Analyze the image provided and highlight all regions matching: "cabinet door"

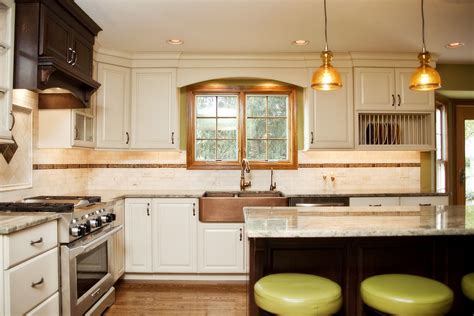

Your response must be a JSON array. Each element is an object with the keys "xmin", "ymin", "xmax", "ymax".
[
  {"xmin": 96, "ymin": 63, "xmax": 131, "ymax": 149},
  {"xmin": 71, "ymin": 32, "xmax": 93, "ymax": 77},
  {"xmin": 396, "ymin": 68, "xmax": 434, "ymax": 111},
  {"xmin": 113, "ymin": 199, "xmax": 125, "ymax": 282},
  {"xmin": 310, "ymin": 68, "xmax": 354, "ymax": 149},
  {"xmin": 39, "ymin": 7, "xmax": 71, "ymax": 64},
  {"xmin": 0, "ymin": 0, "xmax": 14, "ymax": 142},
  {"xmin": 198, "ymin": 223, "xmax": 245, "ymax": 273},
  {"xmin": 131, "ymin": 68, "xmax": 178, "ymax": 149},
  {"xmin": 349, "ymin": 196, "xmax": 400, "ymax": 206},
  {"xmin": 124, "ymin": 198, "xmax": 152, "ymax": 272},
  {"xmin": 152, "ymin": 199, "xmax": 197, "ymax": 272},
  {"xmin": 355, "ymin": 68, "xmax": 395, "ymax": 111},
  {"xmin": 399, "ymin": 196, "xmax": 449, "ymax": 206}
]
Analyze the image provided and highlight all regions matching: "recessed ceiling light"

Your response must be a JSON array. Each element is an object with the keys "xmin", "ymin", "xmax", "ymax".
[
  {"xmin": 292, "ymin": 40, "xmax": 309, "ymax": 46},
  {"xmin": 167, "ymin": 39, "xmax": 184, "ymax": 45},
  {"xmin": 445, "ymin": 42, "xmax": 465, "ymax": 49}
]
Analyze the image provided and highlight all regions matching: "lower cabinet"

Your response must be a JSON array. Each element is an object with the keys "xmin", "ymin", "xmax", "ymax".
[
  {"xmin": 399, "ymin": 196, "xmax": 449, "ymax": 206},
  {"xmin": 349, "ymin": 196, "xmax": 400, "ymax": 207},
  {"xmin": 198, "ymin": 223, "xmax": 245, "ymax": 273},
  {"xmin": 112, "ymin": 199, "xmax": 125, "ymax": 282},
  {"xmin": 350, "ymin": 195, "xmax": 449, "ymax": 207},
  {"xmin": 124, "ymin": 198, "xmax": 198, "ymax": 273}
]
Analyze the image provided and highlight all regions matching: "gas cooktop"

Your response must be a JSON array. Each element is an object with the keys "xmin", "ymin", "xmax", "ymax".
[{"xmin": 0, "ymin": 202, "xmax": 76, "ymax": 213}]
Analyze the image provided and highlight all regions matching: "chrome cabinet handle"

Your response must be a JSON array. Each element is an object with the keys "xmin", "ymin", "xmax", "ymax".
[
  {"xmin": 192, "ymin": 203, "xmax": 196, "ymax": 216},
  {"xmin": 391, "ymin": 94, "xmax": 395, "ymax": 106},
  {"xmin": 31, "ymin": 277, "xmax": 44, "ymax": 288},
  {"xmin": 67, "ymin": 48, "xmax": 74, "ymax": 64},
  {"xmin": 171, "ymin": 132, "xmax": 175, "ymax": 144},
  {"xmin": 146, "ymin": 203, "xmax": 150, "ymax": 216},
  {"xmin": 126, "ymin": 132, "xmax": 130, "ymax": 145},
  {"xmin": 71, "ymin": 50, "xmax": 78, "ymax": 66},
  {"xmin": 30, "ymin": 237, "xmax": 43, "ymax": 245},
  {"xmin": 311, "ymin": 132, "xmax": 314, "ymax": 144},
  {"xmin": 397, "ymin": 94, "xmax": 401, "ymax": 107},
  {"xmin": 8, "ymin": 111, "xmax": 15, "ymax": 131},
  {"xmin": 239, "ymin": 228, "xmax": 243, "ymax": 241}
]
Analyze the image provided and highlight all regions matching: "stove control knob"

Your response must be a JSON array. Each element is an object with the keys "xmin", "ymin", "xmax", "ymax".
[
  {"xmin": 88, "ymin": 218, "xmax": 100, "ymax": 229},
  {"xmin": 96, "ymin": 210, "xmax": 101, "ymax": 214},
  {"xmin": 71, "ymin": 218, "xmax": 79, "ymax": 224},
  {"xmin": 70, "ymin": 225, "xmax": 85, "ymax": 237},
  {"xmin": 100, "ymin": 214, "xmax": 112, "ymax": 223},
  {"xmin": 109, "ymin": 213, "xmax": 116, "ymax": 221},
  {"xmin": 83, "ymin": 221, "xmax": 91, "ymax": 233},
  {"xmin": 100, "ymin": 208, "xmax": 106, "ymax": 213}
]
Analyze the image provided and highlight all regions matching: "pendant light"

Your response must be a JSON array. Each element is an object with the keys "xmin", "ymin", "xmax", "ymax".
[
  {"xmin": 409, "ymin": 0, "xmax": 441, "ymax": 91},
  {"xmin": 311, "ymin": 0, "xmax": 342, "ymax": 91}
]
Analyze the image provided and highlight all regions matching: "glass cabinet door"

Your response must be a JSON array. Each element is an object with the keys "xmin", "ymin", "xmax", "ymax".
[{"xmin": 73, "ymin": 111, "xmax": 94, "ymax": 147}]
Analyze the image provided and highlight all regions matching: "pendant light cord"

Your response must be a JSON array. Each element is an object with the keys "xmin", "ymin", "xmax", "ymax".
[
  {"xmin": 324, "ymin": 0, "xmax": 328, "ymax": 51},
  {"xmin": 421, "ymin": 0, "xmax": 426, "ymax": 52}
]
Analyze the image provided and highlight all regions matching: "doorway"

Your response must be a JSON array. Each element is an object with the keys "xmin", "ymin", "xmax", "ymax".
[{"xmin": 455, "ymin": 105, "xmax": 474, "ymax": 205}]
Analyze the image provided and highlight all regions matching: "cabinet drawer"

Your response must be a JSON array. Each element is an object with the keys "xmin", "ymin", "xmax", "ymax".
[
  {"xmin": 400, "ymin": 196, "xmax": 449, "ymax": 206},
  {"xmin": 26, "ymin": 292, "xmax": 59, "ymax": 316},
  {"xmin": 5, "ymin": 247, "xmax": 59, "ymax": 315},
  {"xmin": 3, "ymin": 220, "xmax": 57, "ymax": 268},
  {"xmin": 349, "ymin": 197, "xmax": 399, "ymax": 207}
]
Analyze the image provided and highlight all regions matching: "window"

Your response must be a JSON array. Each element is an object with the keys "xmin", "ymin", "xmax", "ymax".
[
  {"xmin": 436, "ymin": 102, "xmax": 448, "ymax": 192},
  {"xmin": 187, "ymin": 85, "xmax": 297, "ymax": 170}
]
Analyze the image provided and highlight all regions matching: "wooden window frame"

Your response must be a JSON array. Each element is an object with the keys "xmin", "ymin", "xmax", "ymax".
[{"xmin": 187, "ymin": 84, "xmax": 297, "ymax": 170}]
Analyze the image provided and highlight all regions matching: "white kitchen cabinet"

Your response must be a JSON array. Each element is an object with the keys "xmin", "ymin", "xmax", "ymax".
[
  {"xmin": 152, "ymin": 199, "xmax": 197, "ymax": 272},
  {"xmin": 38, "ymin": 109, "xmax": 94, "ymax": 148},
  {"xmin": 307, "ymin": 67, "xmax": 354, "ymax": 149},
  {"xmin": 124, "ymin": 198, "xmax": 198, "ymax": 273},
  {"xmin": 0, "ymin": 220, "xmax": 59, "ymax": 316},
  {"xmin": 198, "ymin": 223, "xmax": 245, "ymax": 273},
  {"xmin": 124, "ymin": 198, "xmax": 152, "ymax": 272},
  {"xmin": 0, "ymin": 0, "xmax": 15, "ymax": 144},
  {"xmin": 96, "ymin": 63, "xmax": 131, "ymax": 149},
  {"xmin": 349, "ymin": 196, "xmax": 400, "ymax": 207},
  {"xmin": 112, "ymin": 199, "xmax": 125, "ymax": 282},
  {"xmin": 355, "ymin": 67, "xmax": 434, "ymax": 112},
  {"xmin": 131, "ymin": 68, "xmax": 178, "ymax": 149},
  {"xmin": 399, "ymin": 196, "xmax": 449, "ymax": 206}
]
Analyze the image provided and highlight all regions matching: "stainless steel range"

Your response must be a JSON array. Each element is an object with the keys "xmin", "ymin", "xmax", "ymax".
[{"xmin": 0, "ymin": 196, "xmax": 122, "ymax": 316}]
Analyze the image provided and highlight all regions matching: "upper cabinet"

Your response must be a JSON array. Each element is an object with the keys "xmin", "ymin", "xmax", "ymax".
[
  {"xmin": 354, "ymin": 67, "xmax": 434, "ymax": 112},
  {"xmin": 0, "ymin": 0, "xmax": 15, "ymax": 144},
  {"xmin": 96, "ymin": 64, "xmax": 178, "ymax": 150},
  {"xmin": 131, "ymin": 69, "xmax": 178, "ymax": 149},
  {"xmin": 14, "ymin": 0, "xmax": 101, "ymax": 107},
  {"xmin": 307, "ymin": 67, "xmax": 354, "ymax": 149}
]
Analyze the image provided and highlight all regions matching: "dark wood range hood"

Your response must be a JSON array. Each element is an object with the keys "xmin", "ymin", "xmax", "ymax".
[{"xmin": 14, "ymin": 0, "xmax": 102, "ymax": 109}]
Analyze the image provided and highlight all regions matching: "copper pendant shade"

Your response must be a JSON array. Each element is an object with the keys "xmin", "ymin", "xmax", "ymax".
[
  {"xmin": 409, "ymin": 0, "xmax": 441, "ymax": 91},
  {"xmin": 311, "ymin": 0, "xmax": 342, "ymax": 91}
]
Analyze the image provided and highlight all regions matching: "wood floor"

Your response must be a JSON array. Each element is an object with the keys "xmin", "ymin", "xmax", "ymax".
[{"xmin": 105, "ymin": 281, "xmax": 247, "ymax": 316}]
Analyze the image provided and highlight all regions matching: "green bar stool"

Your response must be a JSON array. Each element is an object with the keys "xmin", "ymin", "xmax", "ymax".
[
  {"xmin": 361, "ymin": 274, "xmax": 453, "ymax": 315},
  {"xmin": 254, "ymin": 273, "xmax": 342, "ymax": 316},
  {"xmin": 462, "ymin": 273, "xmax": 474, "ymax": 301}
]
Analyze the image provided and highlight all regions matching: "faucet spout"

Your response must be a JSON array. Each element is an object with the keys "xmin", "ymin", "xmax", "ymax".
[
  {"xmin": 269, "ymin": 168, "xmax": 277, "ymax": 191},
  {"xmin": 240, "ymin": 159, "xmax": 251, "ymax": 191}
]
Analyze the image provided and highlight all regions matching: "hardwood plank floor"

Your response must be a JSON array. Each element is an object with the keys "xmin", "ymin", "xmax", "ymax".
[{"xmin": 105, "ymin": 281, "xmax": 247, "ymax": 316}]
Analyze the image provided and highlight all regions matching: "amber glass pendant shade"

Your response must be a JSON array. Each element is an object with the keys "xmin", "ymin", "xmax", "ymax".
[
  {"xmin": 409, "ymin": 51, "xmax": 441, "ymax": 91},
  {"xmin": 311, "ymin": 51, "xmax": 342, "ymax": 91}
]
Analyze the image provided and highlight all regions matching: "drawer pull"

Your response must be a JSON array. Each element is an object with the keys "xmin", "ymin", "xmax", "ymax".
[
  {"xmin": 30, "ymin": 237, "xmax": 43, "ymax": 245},
  {"xmin": 369, "ymin": 204, "xmax": 382, "ymax": 207},
  {"xmin": 31, "ymin": 277, "xmax": 44, "ymax": 288},
  {"xmin": 239, "ymin": 228, "xmax": 243, "ymax": 241},
  {"xmin": 419, "ymin": 203, "xmax": 432, "ymax": 206}
]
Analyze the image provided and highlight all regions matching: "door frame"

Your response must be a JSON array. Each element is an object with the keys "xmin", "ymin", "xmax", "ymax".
[{"xmin": 454, "ymin": 102, "xmax": 474, "ymax": 205}]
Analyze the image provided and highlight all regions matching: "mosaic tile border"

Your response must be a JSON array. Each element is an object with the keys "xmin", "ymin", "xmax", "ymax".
[{"xmin": 32, "ymin": 163, "xmax": 420, "ymax": 170}]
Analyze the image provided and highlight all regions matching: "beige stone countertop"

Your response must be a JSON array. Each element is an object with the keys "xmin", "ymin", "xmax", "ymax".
[
  {"xmin": 244, "ymin": 205, "xmax": 474, "ymax": 238},
  {"xmin": 70, "ymin": 189, "xmax": 448, "ymax": 203},
  {"xmin": 0, "ymin": 212, "xmax": 60, "ymax": 235}
]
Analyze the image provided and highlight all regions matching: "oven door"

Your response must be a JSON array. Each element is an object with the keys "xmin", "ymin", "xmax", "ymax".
[{"xmin": 61, "ymin": 225, "xmax": 123, "ymax": 316}]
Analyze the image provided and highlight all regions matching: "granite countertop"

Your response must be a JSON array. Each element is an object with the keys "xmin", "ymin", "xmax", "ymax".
[
  {"xmin": 0, "ymin": 212, "xmax": 60, "ymax": 235},
  {"xmin": 69, "ymin": 189, "xmax": 448, "ymax": 203},
  {"xmin": 244, "ymin": 205, "xmax": 474, "ymax": 238}
]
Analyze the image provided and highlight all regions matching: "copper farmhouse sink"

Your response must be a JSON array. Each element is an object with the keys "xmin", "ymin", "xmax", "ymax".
[{"xmin": 199, "ymin": 191, "xmax": 289, "ymax": 223}]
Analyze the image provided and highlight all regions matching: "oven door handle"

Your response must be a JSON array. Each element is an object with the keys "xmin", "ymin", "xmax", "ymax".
[{"xmin": 69, "ymin": 225, "xmax": 123, "ymax": 258}]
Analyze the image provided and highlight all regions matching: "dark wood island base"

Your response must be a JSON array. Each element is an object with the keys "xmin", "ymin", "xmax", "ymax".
[{"xmin": 248, "ymin": 236, "xmax": 474, "ymax": 315}]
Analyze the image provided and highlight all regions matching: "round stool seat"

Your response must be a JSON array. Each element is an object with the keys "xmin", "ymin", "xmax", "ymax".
[
  {"xmin": 254, "ymin": 273, "xmax": 342, "ymax": 316},
  {"xmin": 462, "ymin": 273, "xmax": 474, "ymax": 301},
  {"xmin": 361, "ymin": 274, "xmax": 453, "ymax": 315}
]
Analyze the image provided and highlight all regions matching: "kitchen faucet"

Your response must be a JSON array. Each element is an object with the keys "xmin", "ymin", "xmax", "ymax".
[
  {"xmin": 240, "ymin": 159, "xmax": 251, "ymax": 191},
  {"xmin": 269, "ymin": 168, "xmax": 277, "ymax": 191}
]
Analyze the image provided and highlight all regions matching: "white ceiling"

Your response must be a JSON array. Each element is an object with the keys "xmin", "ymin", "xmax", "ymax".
[{"xmin": 75, "ymin": 0, "xmax": 474, "ymax": 63}]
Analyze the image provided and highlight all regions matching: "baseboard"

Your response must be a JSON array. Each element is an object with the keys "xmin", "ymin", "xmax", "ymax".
[{"xmin": 123, "ymin": 273, "xmax": 249, "ymax": 281}]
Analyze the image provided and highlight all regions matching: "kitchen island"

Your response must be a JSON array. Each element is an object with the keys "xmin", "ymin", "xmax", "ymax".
[{"xmin": 245, "ymin": 206, "xmax": 474, "ymax": 315}]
